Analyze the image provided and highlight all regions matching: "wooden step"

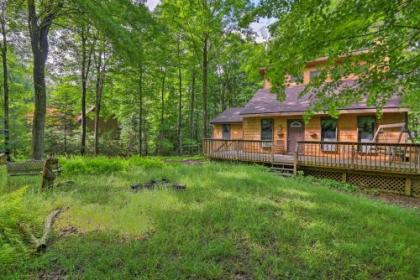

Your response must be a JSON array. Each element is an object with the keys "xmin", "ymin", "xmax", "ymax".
[{"xmin": 270, "ymin": 166, "xmax": 295, "ymax": 177}]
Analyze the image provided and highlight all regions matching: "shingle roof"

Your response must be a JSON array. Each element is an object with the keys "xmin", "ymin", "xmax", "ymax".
[
  {"xmin": 241, "ymin": 80, "xmax": 403, "ymax": 115},
  {"xmin": 211, "ymin": 80, "xmax": 404, "ymax": 122},
  {"xmin": 210, "ymin": 107, "xmax": 243, "ymax": 124}
]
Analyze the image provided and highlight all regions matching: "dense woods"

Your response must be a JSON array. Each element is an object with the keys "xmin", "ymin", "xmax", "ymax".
[{"xmin": 0, "ymin": 0, "xmax": 418, "ymax": 159}]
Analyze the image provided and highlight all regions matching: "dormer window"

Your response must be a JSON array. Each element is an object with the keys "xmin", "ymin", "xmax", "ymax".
[{"xmin": 310, "ymin": 70, "xmax": 321, "ymax": 80}]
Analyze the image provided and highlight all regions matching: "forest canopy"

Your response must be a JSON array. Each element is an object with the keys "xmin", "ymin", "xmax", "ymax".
[{"xmin": 0, "ymin": 0, "xmax": 418, "ymax": 159}]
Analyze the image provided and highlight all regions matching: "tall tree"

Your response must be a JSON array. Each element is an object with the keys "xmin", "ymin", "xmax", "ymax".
[
  {"xmin": 159, "ymin": 67, "xmax": 166, "ymax": 154},
  {"xmin": 79, "ymin": 26, "xmax": 94, "ymax": 155},
  {"xmin": 176, "ymin": 37, "xmax": 183, "ymax": 154},
  {"xmin": 0, "ymin": 1, "xmax": 9, "ymax": 160},
  {"xmin": 27, "ymin": 0, "xmax": 64, "ymax": 159},
  {"xmin": 94, "ymin": 37, "xmax": 108, "ymax": 155},
  {"xmin": 137, "ymin": 64, "xmax": 144, "ymax": 155}
]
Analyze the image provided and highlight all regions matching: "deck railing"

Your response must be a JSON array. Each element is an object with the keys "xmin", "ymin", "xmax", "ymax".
[
  {"xmin": 203, "ymin": 138, "xmax": 278, "ymax": 163},
  {"xmin": 296, "ymin": 141, "xmax": 420, "ymax": 174}
]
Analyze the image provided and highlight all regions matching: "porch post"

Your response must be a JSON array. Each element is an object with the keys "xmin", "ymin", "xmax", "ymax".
[
  {"xmin": 293, "ymin": 142, "xmax": 299, "ymax": 175},
  {"xmin": 236, "ymin": 140, "xmax": 239, "ymax": 161}
]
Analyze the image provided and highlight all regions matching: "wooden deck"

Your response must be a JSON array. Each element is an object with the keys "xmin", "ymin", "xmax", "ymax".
[{"xmin": 203, "ymin": 139, "xmax": 420, "ymax": 175}]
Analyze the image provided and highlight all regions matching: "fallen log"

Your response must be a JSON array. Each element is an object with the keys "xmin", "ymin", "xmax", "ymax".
[{"xmin": 20, "ymin": 208, "xmax": 63, "ymax": 252}]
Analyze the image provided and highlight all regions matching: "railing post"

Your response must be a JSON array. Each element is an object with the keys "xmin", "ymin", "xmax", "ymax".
[
  {"xmin": 271, "ymin": 141, "xmax": 275, "ymax": 165},
  {"xmin": 293, "ymin": 142, "xmax": 299, "ymax": 175},
  {"xmin": 351, "ymin": 144, "xmax": 355, "ymax": 168},
  {"xmin": 236, "ymin": 140, "xmax": 239, "ymax": 161}
]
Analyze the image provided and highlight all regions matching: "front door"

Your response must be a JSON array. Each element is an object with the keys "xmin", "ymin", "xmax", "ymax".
[{"xmin": 287, "ymin": 120, "xmax": 305, "ymax": 154}]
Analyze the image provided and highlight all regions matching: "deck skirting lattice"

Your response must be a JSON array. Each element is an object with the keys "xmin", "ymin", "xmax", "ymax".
[
  {"xmin": 303, "ymin": 169, "xmax": 343, "ymax": 181},
  {"xmin": 413, "ymin": 178, "xmax": 420, "ymax": 197},
  {"xmin": 346, "ymin": 173, "xmax": 405, "ymax": 194},
  {"xmin": 303, "ymin": 168, "xmax": 419, "ymax": 197}
]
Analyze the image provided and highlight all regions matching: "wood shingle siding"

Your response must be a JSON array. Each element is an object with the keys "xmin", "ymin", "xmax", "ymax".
[{"xmin": 212, "ymin": 124, "xmax": 243, "ymax": 140}]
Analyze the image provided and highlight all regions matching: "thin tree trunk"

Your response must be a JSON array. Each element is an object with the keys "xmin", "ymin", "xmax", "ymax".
[
  {"xmin": 177, "ymin": 40, "xmax": 183, "ymax": 154},
  {"xmin": 138, "ymin": 64, "xmax": 143, "ymax": 155},
  {"xmin": 144, "ymin": 118, "xmax": 148, "ymax": 155},
  {"xmin": 80, "ymin": 28, "xmax": 93, "ymax": 156},
  {"xmin": 94, "ymin": 47, "xmax": 105, "ymax": 155},
  {"xmin": 63, "ymin": 121, "xmax": 67, "ymax": 154},
  {"xmin": 159, "ymin": 68, "xmax": 166, "ymax": 154},
  {"xmin": 221, "ymin": 77, "xmax": 226, "ymax": 111},
  {"xmin": 0, "ymin": 14, "xmax": 10, "ymax": 161},
  {"xmin": 202, "ymin": 34, "xmax": 209, "ymax": 139},
  {"xmin": 189, "ymin": 69, "xmax": 196, "ymax": 141}
]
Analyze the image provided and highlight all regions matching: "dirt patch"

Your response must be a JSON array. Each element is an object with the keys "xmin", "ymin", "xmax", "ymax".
[
  {"xmin": 58, "ymin": 226, "xmax": 79, "ymax": 238},
  {"xmin": 37, "ymin": 268, "xmax": 67, "ymax": 280},
  {"xmin": 165, "ymin": 159, "xmax": 205, "ymax": 165},
  {"xmin": 373, "ymin": 193, "xmax": 420, "ymax": 209}
]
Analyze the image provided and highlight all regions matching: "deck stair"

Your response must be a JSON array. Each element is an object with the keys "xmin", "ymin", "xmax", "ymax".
[{"xmin": 270, "ymin": 164, "xmax": 295, "ymax": 177}]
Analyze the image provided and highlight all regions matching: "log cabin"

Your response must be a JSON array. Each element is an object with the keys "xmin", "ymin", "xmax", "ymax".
[{"xmin": 204, "ymin": 55, "xmax": 420, "ymax": 197}]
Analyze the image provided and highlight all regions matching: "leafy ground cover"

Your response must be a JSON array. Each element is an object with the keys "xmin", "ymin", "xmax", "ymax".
[{"xmin": 0, "ymin": 157, "xmax": 419, "ymax": 279}]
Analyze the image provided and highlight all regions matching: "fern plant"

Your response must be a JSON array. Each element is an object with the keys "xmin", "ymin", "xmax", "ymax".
[{"xmin": 0, "ymin": 187, "xmax": 32, "ymax": 269}]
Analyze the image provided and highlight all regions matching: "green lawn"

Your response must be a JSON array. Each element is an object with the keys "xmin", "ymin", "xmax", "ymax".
[{"xmin": 1, "ymin": 157, "xmax": 419, "ymax": 279}]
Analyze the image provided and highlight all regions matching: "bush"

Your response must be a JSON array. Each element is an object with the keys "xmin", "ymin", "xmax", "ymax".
[
  {"xmin": 320, "ymin": 178, "xmax": 357, "ymax": 193},
  {"xmin": 61, "ymin": 156, "xmax": 127, "ymax": 175},
  {"xmin": 0, "ymin": 187, "xmax": 32, "ymax": 269},
  {"xmin": 60, "ymin": 156, "xmax": 164, "ymax": 175},
  {"xmin": 127, "ymin": 156, "xmax": 164, "ymax": 169}
]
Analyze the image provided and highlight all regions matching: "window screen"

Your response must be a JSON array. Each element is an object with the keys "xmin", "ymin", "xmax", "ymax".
[
  {"xmin": 261, "ymin": 119, "xmax": 273, "ymax": 141},
  {"xmin": 358, "ymin": 116, "xmax": 376, "ymax": 152},
  {"xmin": 358, "ymin": 117, "xmax": 376, "ymax": 141},
  {"xmin": 222, "ymin": 124, "xmax": 230, "ymax": 140},
  {"xmin": 321, "ymin": 118, "xmax": 337, "ymax": 151}
]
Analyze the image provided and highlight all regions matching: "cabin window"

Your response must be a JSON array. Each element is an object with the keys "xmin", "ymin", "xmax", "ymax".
[
  {"xmin": 321, "ymin": 118, "xmax": 337, "ymax": 151},
  {"xmin": 261, "ymin": 119, "xmax": 274, "ymax": 142},
  {"xmin": 309, "ymin": 70, "xmax": 321, "ymax": 80},
  {"xmin": 222, "ymin": 124, "xmax": 231, "ymax": 140},
  {"xmin": 358, "ymin": 116, "xmax": 376, "ymax": 152}
]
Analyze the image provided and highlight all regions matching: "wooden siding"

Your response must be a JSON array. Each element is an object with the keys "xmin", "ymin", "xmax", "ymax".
[
  {"xmin": 212, "ymin": 124, "xmax": 243, "ymax": 140},
  {"xmin": 240, "ymin": 112, "xmax": 407, "ymax": 155}
]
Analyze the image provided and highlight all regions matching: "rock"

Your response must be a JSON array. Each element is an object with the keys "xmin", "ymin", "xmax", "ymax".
[
  {"xmin": 131, "ymin": 179, "xmax": 186, "ymax": 192},
  {"xmin": 131, "ymin": 184, "xmax": 143, "ymax": 191},
  {"xmin": 173, "ymin": 183, "xmax": 186, "ymax": 190}
]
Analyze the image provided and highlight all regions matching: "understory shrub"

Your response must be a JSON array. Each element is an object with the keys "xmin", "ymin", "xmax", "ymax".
[
  {"xmin": 61, "ymin": 156, "xmax": 127, "ymax": 175},
  {"xmin": 0, "ymin": 187, "xmax": 33, "ymax": 269},
  {"xmin": 61, "ymin": 156, "xmax": 164, "ymax": 175},
  {"xmin": 318, "ymin": 178, "xmax": 357, "ymax": 192},
  {"xmin": 127, "ymin": 156, "xmax": 164, "ymax": 169}
]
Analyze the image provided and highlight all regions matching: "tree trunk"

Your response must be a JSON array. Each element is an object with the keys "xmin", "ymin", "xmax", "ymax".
[
  {"xmin": 80, "ymin": 28, "xmax": 93, "ymax": 156},
  {"xmin": 221, "ymin": 77, "xmax": 226, "ymax": 111},
  {"xmin": 94, "ymin": 47, "xmax": 105, "ymax": 155},
  {"xmin": 177, "ymin": 40, "xmax": 183, "ymax": 154},
  {"xmin": 27, "ymin": 0, "xmax": 62, "ymax": 160},
  {"xmin": 189, "ymin": 69, "xmax": 196, "ymax": 141},
  {"xmin": 0, "ymin": 15, "xmax": 10, "ymax": 161},
  {"xmin": 159, "ymin": 68, "xmax": 166, "ymax": 154},
  {"xmin": 138, "ymin": 64, "xmax": 143, "ymax": 155},
  {"xmin": 202, "ymin": 34, "xmax": 209, "ymax": 139},
  {"xmin": 63, "ymin": 122, "xmax": 67, "ymax": 154}
]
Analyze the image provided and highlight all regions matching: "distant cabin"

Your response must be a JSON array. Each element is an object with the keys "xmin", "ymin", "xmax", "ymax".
[{"xmin": 76, "ymin": 106, "xmax": 120, "ymax": 139}]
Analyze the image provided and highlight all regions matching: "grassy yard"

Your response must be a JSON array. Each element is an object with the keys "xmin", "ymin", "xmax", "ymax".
[{"xmin": 1, "ymin": 157, "xmax": 419, "ymax": 279}]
